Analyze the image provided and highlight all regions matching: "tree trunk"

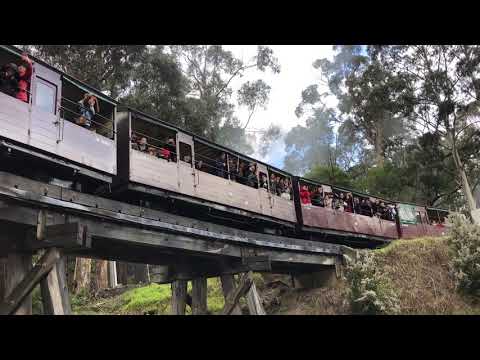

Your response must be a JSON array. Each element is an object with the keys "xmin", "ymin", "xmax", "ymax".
[
  {"xmin": 94, "ymin": 259, "xmax": 109, "ymax": 293},
  {"xmin": 134, "ymin": 264, "xmax": 150, "ymax": 284},
  {"xmin": 73, "ymin": 257, "xmax": 91, "ymax": 294},
  {"xmin": 116, "ymin": 262, "xmax": 129, "ymax": 285},
  {"xmin": 448, "ymin": 133, "xmax": 478, "ymax": 223},
  {"xmin": 374, "ymin": 124, "xmax": 385, "ymax": 167}
]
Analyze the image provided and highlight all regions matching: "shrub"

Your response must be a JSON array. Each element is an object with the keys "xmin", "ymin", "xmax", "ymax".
[
  {"xmin": 448, "ymin": 213, "xmax": 480, "ymax": 297},
  {"xmin": 344, "ymin": 250, "xmax": 400, "ymax": 314}
]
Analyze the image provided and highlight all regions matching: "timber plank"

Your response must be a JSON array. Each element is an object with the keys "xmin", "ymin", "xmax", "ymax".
[{"xmin": 0, "ymin": 248, "xmax": 60, "ymax": 315}]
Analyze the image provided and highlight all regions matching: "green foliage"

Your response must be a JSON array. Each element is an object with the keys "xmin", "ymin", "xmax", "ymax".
[
  {"xmin": 23, "ymin": 45, "xmax": 147, "ymax": 99},
  {"xmin": 283, "ymin": 108, "xmax": 335, "ymax": 175},
  {"xmin": 169, "ymin": 45, "xmax": 280, "ymax": 153},
  {"xmin": 448, "ymin": 213, "xmax": 480, "ymax": 297},
  {"xmin": 344, "ymin": 250, "xmax": 400, "ymax": 314},
  {"xmin": 353, "ymin": 162, "xmax": 405, "ymax": 200},
  {"xmin": 305, "ymin": 165, "xmax": 352, "ymax": 188}
]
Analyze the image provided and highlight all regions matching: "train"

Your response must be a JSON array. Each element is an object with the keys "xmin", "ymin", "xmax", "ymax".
[{"xmin": 0, "ymin": 44, "xmax": 450, "ymax": 248}]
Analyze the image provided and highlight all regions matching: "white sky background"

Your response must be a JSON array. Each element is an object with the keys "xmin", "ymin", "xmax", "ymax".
[{"xmin": 223, "ymin": 45, "xmax": 336, "ymax": 169}]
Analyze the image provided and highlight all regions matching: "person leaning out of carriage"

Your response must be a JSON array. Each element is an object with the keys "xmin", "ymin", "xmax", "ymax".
[
  {"xmin": 16, "ymin": 53, "xmax": 33, "ymax": 103},
  {"xmin": 0, "ymin": 63, "xmax": 19, "ymax": 97}
]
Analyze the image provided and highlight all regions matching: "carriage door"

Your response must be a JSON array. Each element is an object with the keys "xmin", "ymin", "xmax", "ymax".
[
  {"xmin": 177, "ymin": 133, "xmax": 195, "ymax": 197},
  {"xmin": 29, "ymin": 64, "xmax": 62, "ymax": 155},
  {"xmin": 258, "ymin": 164, "xmax": 272, "ymax": 217}
]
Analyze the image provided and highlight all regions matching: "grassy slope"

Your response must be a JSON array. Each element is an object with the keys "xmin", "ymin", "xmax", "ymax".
[{"xmin": 72, "ymin": 278, "xmax": 227, "ymax": 315}]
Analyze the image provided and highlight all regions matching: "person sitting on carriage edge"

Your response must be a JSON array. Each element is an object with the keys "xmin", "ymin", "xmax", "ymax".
[
  {"xmin": 16, "ymin": 53, "xmax": 33, "ymax": 103},
  {"xmin": 0, "ymin": 63, "xmax": 19, "ymax": 97},
  {"xmin": 77, "ymin": 93, "xmax": 99, "ymax": 130}
]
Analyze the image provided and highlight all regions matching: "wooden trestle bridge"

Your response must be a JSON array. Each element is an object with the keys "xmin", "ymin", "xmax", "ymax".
[{"xmin": 0, "ymin": 172, "xmax": 345, "ymax": 315}]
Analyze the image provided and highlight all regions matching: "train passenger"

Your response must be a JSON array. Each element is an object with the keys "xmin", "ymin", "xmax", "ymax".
[
  {"xmin": 215, "ymin": 153, "xmax": 228, "ymax": 179},
  {"xmin": 269, "ymin": 174, "xmax": 277, "ymax": 195},
  {"xmin": 378, "ymin": 202, "xmax": 387, "ymax": 219},
  {"xmin": 281, "ymin": 187, "xmax": 291, "ymax": 200},
  {"xmin": 276, "ymin": 177, "xmax": 284, "ymax": 196},
  {"xmin": 390, "ymin": 205, "xmax": 397, "ymax": 221},
  {"xmin": 77, "ymin": 93, "xmax": 99, "ymax": 129},
  {"xmin": 246, "ymin": 164, "xmax": 258, "ymax": 188},
  {"xmin": 360, "ymin": 199, "xmax": 373, "ymax": 217},
  {"xmin": 300, "ymin": 185, "xmax": 311, "ymax": 205},
  {"xmin": 228, "ymin": 158, "xmax": 238, "ymax": 182},
  {"xmin": 260, "ymin": 174, "xmax": 269, "ymax": 189},
  {"xmin": 371, "ymin": 199, "xmax": 378, "ymax": 217},
  {"xmin": 345, "ymin": 193, "xmax": 354, "ymax": 213},
  {"xmin": 311, "ymin": 187, "xmax": 324, "ymax": 207},
  {"xmin": 159, "ymin": 146, "xmax": 171, "ymax": 160},
  {"xmin": 354, "ymin": 197, "xmax": 361, "ymax": 214},
  {"xmin": 0, "ymin": 63, "xmax": 19, "ymax": 97},
  {"xmin": 333, "ymin": 193, "xmax": 345, "ymax": 212},
  {"xmin": 136, "ymin": 137, "xmax": 148, "ymax": 152},
  {"xmin": 166, "ymin": 138, "xmax": 176, "ymax": 162},
  {"xmin": 147, "ymin": 147, "xmax": 157, "ymax": 157},
  {"xmin": 16, "ymin": 53, "xmax": 32, "ymax": 103},
  {"xmin": 237, "ymin": 162, "xmax": 247, "ymax": 185},
  {"xmin": 323, "ymin": 192, "xmax": 333, "ymax": 208},
  {"xmin": 183, "ymin": 155, "xmax": 192, "ymax": 165}
]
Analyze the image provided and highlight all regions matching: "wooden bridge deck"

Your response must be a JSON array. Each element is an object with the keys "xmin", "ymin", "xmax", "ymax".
[{"xmin": 0, "ymin": 172, "xmax": 342, "ymax": 280}]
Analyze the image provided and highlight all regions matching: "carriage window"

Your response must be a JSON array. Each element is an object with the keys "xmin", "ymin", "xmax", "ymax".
[
  {"xmin": 180, "ymin": 142, "xmax": 192, "ymax": 166},
  {"xmin": 35, "ymin": 78, "xmax": 57, "ymax": 114}
]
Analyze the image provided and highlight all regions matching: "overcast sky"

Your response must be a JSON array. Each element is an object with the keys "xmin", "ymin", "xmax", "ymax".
[{"xmin": 223, "ymin": 45, "xmax": 336, "ymax": 169}]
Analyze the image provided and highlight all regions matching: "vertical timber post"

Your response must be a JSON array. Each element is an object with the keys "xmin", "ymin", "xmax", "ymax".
[
  {"xmin": 220, "ymin": 275, "xmax": 242, "ymax": 315},
  {"xmin": 246, "ymin": 276, "xmax": 266, "ymax": 315},
  {"xmin": 108, "ymin": 261, "xmax": 118, "ymax": 288},
  {"xmin": 171, "ymin": 279, "xmax": 187, "ymax": 315},
  {"xmin": 38, "ymin": 210, "xmax": 71, "ymax": 315},
  {"xmin": 1, "ymin": 253, "xmax": 32, "ymax": 315},
  {"xmin": 192, "ymin": 276, "xmax": 207, "ymax": 315}
]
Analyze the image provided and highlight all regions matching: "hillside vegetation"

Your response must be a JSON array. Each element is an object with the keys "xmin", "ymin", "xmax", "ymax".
[{"xmin": 271, "ymin": 236, "xmax": 480, "ymax": 315}]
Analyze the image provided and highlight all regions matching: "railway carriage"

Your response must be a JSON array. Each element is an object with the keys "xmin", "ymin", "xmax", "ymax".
[
  {"xmin": 113, "ymin": 107, "xmax": 298, "ymax": 233},
  {"xmin": 0, "ymin": 45, "xmax": 117, "ymax": 191}
]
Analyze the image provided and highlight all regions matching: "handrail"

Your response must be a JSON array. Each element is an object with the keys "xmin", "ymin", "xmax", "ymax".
[
  {"xmin": 58, "ymin": 104, "xmax": 115, "ymax": 136},
  {"xmin": 60, "ymin": 95, "xmax": 114, "ymax": 125}
]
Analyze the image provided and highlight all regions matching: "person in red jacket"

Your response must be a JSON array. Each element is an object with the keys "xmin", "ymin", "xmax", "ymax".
[
  {"xmin": 16, "ymin": 53, "xmax": 33, "ymax": 103},
  {"xmin": 300, "ymin": 185, "xmax": 311, "ymax": 205}
]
